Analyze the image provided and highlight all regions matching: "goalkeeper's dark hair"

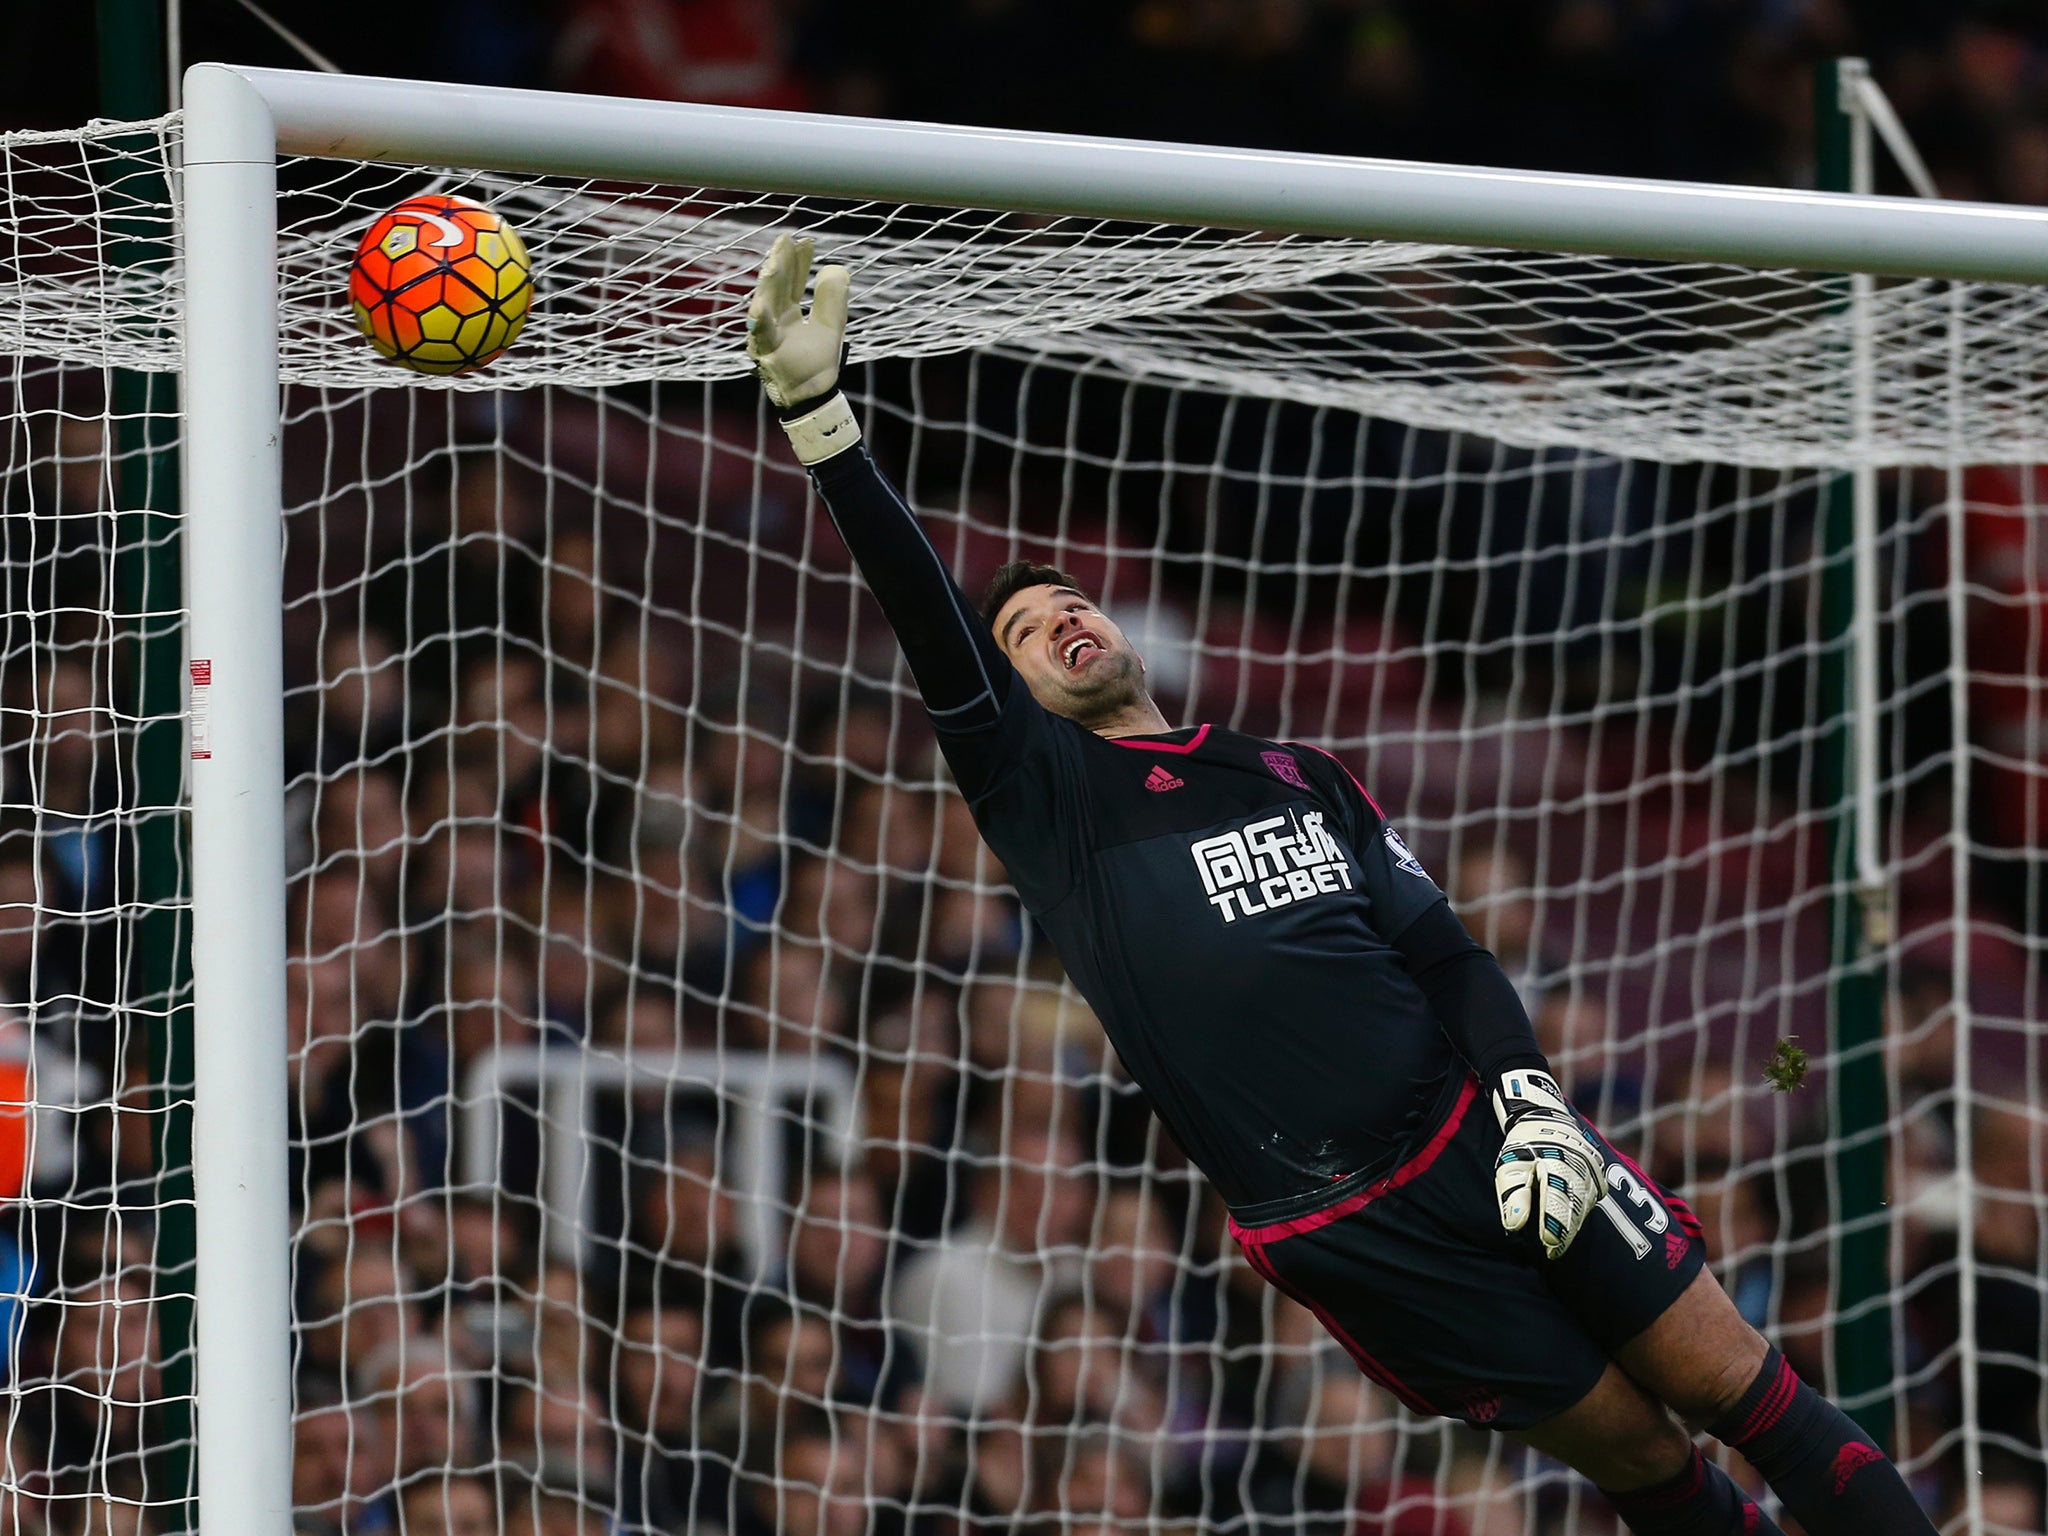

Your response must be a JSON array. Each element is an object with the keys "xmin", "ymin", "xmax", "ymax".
[{"xmin": 979, "ymin": 560, "xmax": 1091, "ymax": 631}]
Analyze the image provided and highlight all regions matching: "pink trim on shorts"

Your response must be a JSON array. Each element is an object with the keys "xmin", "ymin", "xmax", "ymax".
[{"xmin": 1226, "ymin": 1075, "xmax": 1479, "ymax": 1246}]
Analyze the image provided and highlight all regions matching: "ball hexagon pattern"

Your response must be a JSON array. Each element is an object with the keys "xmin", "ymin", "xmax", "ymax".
[{"xmin": 349, "ymin": 195, "xmax": 533, "ymax": 376}]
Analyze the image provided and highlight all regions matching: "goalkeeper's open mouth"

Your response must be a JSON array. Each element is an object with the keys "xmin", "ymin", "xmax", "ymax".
[{"xmin": 1060, "ymin": 630, "xmax": 1107, "ymax": 671}]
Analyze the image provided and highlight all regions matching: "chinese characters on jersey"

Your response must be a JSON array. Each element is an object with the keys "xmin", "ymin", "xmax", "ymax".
[{"xmin": 1190, "ymin": 809, "xmax": 1354, "ymax": 923}]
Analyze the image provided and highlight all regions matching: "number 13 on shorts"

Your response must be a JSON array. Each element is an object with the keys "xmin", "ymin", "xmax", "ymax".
[{"xmin": 1598, "ymin": 1160, "xmax": 1670, "ymax": 1262}]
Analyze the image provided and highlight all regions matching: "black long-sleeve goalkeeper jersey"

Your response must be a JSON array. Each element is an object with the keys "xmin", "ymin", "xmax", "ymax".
[{"xmin": 809, "ymin": 430, "xmax": 1546, "ymax": 1219}]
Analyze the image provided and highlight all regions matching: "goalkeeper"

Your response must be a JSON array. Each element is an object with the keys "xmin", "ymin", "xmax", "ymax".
[{"xmin": 748, "ymin": 236, "xmax": 1934, "ymax": 1536}]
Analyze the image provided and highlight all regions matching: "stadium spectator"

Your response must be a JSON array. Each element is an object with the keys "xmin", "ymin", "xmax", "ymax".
[
  {"xmin": 594, "ymin": 978, "xmax": 687, "ymax": 1060},
  {"xmin": 734, "ymin": 1405, "xmax": 867, "ymax": 1536},
  {"xmin": 406, "ymin": 751, "xmax": 521, "ymax": 922},
  {"xmin": 357, "ymin": 1333, "xmax": 485, "ymax": 1484},
  {"xmin": 956, "ymin": 973, "xmax": 1066, "ymax": 1080},
  {"xmin": 73, "ymin": 1475, "xmax": 156, "ymax": 1536},
  {"xmin": 306, "ymin": 627, "xmax": 410, "ymax": 776},
  {"xmin": 1962, "ymin": 1448, "xmax": 2045, "ymax": 1536},
  {"xmin": 1086, "ymin": 1181, "xmax": 1184, "ymax": 1346},
  {"xmin": 888, "ymin": 1103, "xmax": 1089, "ymax": 1415},
  {"xmin": 396, "ymin": 1474, "xmax": 497, "ymax": 1536},
  {"xmin": 609, "ymin": 756, "xmax": 730, "ymax": 988},
  {"xmin": 1532, "ymin": 988, "xmax": 1640, "ymax": 1112},
  {"xmin": 924, "ymin": 880, "xmax": 1023, "ymax": 977},
  {"xmin": 502, "ymin": 1372, "xmax": 617, "ymax": 1506},
  {"xmin": 1047, "ymin": 1425, "xmax": 1151, "ymax": 1529},
  {"xmin": 957, "ymin": 1409, "xmax": 1036, "ymax": 1532},
  {"xmin": 1697, "ymin": 1170, "xmax": 1778, "ymax": 1332},
  {"xmin": 780, "ymin": 851, "xmax": 889, "ymax": 963},
  {"xmin": 782, "ymin": 1164, "xmax": 902, "ymax": 1405},
  {"xmin": 701, "ymin": 1295, "xmax": 840, "ymax": 1478},
  {"xmin": 730, "ymin": 932, "xmax": 849, "ymax": 1053},
  {"xmin": 16, "ymin": 1265, "xmax": 163, "ymax": 1506},
  {"xmin": 456, "ymin": 652, "xmax": 564, "ymax": 847},
  {"xmin": 590, "ymin": 629, "xmax": 689, "ymax": 780},
  {"xmin": 293, "ymin": 1376, "xmax": 371, "ymax": 1536},
  {"xmin": 610, "ymin": 1294, "xmax": 731, "ymax": 1535},
  {"xmin": 291, "ymin": 871, "xmax": 413, "ymax": 1043},
  {"xmin": 433, "ymin": 924, "xmax": 546, "ymax": 1077},
  {"xmin": 1449, "ymin": 842, "xmax": 1554, "ymax": 1016},
  {"xmin": 311, "ymin": 770, "xmax": 411, "ymax": 918},
  {"xmin": 554, "ymin": 0, "xmax": 812, "ymax": 113},
  {"xmin": 0, "ymin": 847, "xmax": 41, "ymax": 1004},
  {"xmin": 1961, "ymin": 1103, "xmax": 2048, "ymax": 1450},
  {"xmin": 503, "ymin": 1470, "xmax": 609, "ymax": 1536},
  {"xmin": 302, "ymin": 1248, "xmax": 423, "ymax": 1391},
  {"xmin": 528, "ymin": 1266, "xmax": 598, "ymax": 1400},
  {"xmin": 1254, "ymin": 1354, "xmax": 1471, "ymax": 1536},
  {"xmin": 789, "ymin": 688, "xmax": 899, "ymax": 832},
  {"xmin": 533, "ymin": 875, "xmax": 626, "ymax": 1038},
  {"xmin": 691, "ymin": 704, "xmax": 793, "ymax": 929},
  {"xmin": 853, "ymin": 984, "xmax": 961, "ymax": 1245},
  {"xmin": 625, "ymin": 1119, "xmax": 750, "ymax": 1360},
  {"xmin": 835, "ymin": 779, "xmax": 938, "ymax": 885},
  {"xmin": 1026, "ymin": 1295, "xmax": 1165, "ymax": 1440},
  {"xmin": 0, "ymin": 838, "xmax": 82, "ymax": 1036}
]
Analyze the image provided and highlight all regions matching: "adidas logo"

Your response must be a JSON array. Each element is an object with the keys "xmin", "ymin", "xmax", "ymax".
[
  {"xmin": 1830, "ymin": 1442, "xmax": 1883, "ymax": 1494},
  {"xmin": 1145, "ymin": 765, "xmax": 1185, "ymax": 793},
  {"xmin": 1665, "ymin": 1229, "xmax": 1688, "ymax": 1270}
]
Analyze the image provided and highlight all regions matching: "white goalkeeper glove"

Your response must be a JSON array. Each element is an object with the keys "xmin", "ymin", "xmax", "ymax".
[
  {"xmin": 747, "ymin": 232, "xmax": 860, "ymax": 465},
  {"xmin": 1492, "ymin": 1068, "xmax": 1604, "ymax": 1261}
]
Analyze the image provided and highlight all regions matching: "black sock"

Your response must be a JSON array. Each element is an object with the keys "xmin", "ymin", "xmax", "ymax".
[
  {"xmin": 1708, "ymin": 1349, "xmax": 1937, "ymax": 1535},
  {"xmin": 1604, "ymin": 1445, "xmax": 1784, "ymax": 1536}
]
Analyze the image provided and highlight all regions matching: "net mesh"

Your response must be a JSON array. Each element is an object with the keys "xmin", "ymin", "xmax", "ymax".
[
  {"xmin": 0, "ymin": 119, "xmax": 192, "ymax": 1536},
  {"xmin": 1, "ymin": 112, "xmax": 2041, "ymax": 1534}
]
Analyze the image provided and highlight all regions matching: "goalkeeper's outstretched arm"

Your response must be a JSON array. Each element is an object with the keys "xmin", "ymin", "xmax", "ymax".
[{"xmin": 748, "ymin": 235, "xmax": 1023, "ymax": 794}]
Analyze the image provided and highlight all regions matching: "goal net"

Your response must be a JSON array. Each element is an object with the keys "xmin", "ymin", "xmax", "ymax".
[{"xmin": 3, "ymin": 107, "xmax": 2038, "ymax": 1536}]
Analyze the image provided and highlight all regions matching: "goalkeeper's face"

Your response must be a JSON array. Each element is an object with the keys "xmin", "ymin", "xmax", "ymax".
[{"xmin": 995, "ymin": 584, "xmax": 1151, "ymax": 727}]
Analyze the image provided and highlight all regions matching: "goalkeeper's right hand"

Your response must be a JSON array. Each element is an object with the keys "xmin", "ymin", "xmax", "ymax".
[
  {"xmin": 1492, "ymin": 1068, "xmax": 1604, "ymax": 1261},
  {"xmin": 748, "ymin": 233, "xmax": 860, "ymax": 465}
]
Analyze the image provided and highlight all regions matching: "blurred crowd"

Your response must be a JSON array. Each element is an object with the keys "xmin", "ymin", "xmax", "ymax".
[
  {"xmin": 1, "ymin": 367, "xmax": 2044, "ymax": 1536},
  {"xmin": 15, "ymin": 0, "xmax": 2048, "ymax": 202},
  {"xmin": 26, "ymin": 0, "xmax": 2048, "ymax": 195},
  {"xmin": 6, "ymin": 0, "xmax": 2048, "ymax": 1533},
  {"xmin": 548, "ymin": 0, "xmax": 2048, "ymax": 204}
]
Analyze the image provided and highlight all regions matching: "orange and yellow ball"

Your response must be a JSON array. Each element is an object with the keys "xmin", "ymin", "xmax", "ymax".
[{"xmin": 349, "ymin": 194, "xmax": 532, "ymax": 375}]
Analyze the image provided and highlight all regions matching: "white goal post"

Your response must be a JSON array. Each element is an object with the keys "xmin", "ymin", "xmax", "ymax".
[{"xmin": 173, "ymin": 60, "xmax": 2048, "ymax": 1536}]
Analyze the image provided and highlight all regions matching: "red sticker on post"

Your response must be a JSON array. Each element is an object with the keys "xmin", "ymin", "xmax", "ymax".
[{"xmin": 190, "ymin": 659, "xmax": 212, "ymax": 760}]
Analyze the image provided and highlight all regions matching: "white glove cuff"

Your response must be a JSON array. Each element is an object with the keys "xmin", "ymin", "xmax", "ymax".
[
  {"xmin": 781, "ymin": 393, "xmax": 863, "ymax": 466},
  {"xmin": 1492, "ymin": 1068, "xmax": 1569, "ymax": 1125}
]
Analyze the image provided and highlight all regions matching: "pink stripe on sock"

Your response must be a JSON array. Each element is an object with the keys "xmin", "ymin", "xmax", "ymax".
[{"xmin": 1731, "ymin": 1357, "xmax": 1798, "ymax": 1444}]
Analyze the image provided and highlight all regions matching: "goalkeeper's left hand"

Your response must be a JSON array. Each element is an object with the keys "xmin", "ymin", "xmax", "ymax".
[
  {"xmin": 1492, "ymin": 1068, "xmax": 1604, "ymax": 1260},
  {"xmin": 748, "ymin": 233, "xmax": 849, "ymax": 409},
  {"xmin": 748, "ymin": 233, "xmax": 859, "ymax": 466}
]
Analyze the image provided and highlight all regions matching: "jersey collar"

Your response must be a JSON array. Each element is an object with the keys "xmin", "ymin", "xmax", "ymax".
[{"xmin": 1105, "ymin": 722, "xmax": 1211, "ymax": 756}]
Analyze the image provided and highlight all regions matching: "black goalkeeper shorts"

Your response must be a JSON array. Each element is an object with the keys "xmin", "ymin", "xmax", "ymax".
[{"xmin": 1228, "ymin": 1073, "xmax": 1706, "ymax": 1432}]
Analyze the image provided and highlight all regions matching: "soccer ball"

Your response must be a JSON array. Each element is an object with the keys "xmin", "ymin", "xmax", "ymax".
[{"xmin": 348, "ymin": 194, "xmax": 533, "ymax": 375}]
